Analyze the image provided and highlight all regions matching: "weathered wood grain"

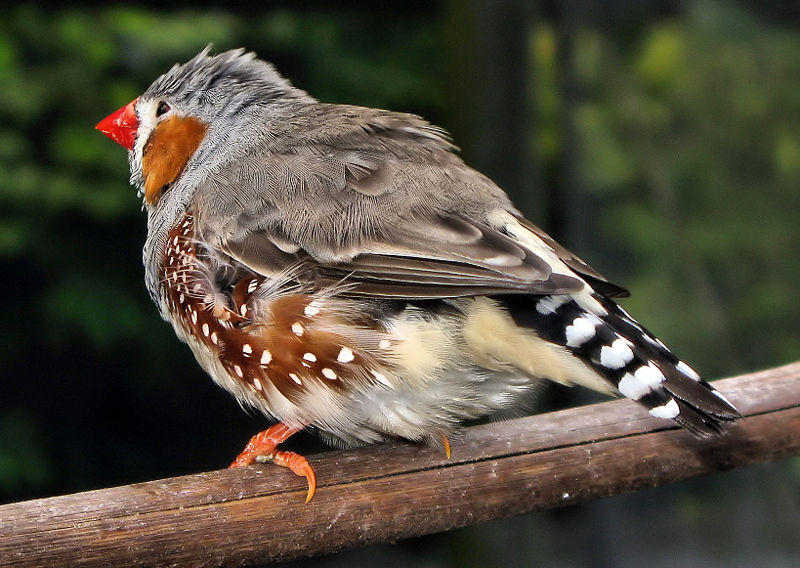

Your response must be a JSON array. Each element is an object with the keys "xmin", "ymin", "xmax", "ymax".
[{"xmin": 1, "ymin": 362, "xmax": 798, "ymax": 567}]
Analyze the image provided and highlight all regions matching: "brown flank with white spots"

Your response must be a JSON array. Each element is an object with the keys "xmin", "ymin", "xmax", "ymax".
[{"xmin": 161, "ymin": 214, "xmax": 389, "ymax": 404}]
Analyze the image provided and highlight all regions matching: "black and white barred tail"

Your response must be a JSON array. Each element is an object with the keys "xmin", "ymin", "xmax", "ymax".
[{"xmin": 503, "ymin": 293, "xmax": 741, "ymax": 437}]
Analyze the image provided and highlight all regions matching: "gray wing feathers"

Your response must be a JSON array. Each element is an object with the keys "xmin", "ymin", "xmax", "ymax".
[
  {"xmin": 513, "ymin": 216, "xmax": 629, "ymax": 298},
  {"xmin": 194, "ymin": 104, "xmax": 611, "ymax": 299},
  {"xmin": 220, "ymin": 217, "xmax": 584, "ymax": 299}
]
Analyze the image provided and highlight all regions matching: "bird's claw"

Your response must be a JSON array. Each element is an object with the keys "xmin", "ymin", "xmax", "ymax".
[{"xmin": 229, "ymin": 423, "xmax": 316, "ymax": 503}]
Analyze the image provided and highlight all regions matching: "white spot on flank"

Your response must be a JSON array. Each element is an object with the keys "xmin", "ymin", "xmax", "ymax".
[
  {"xmin": 618, "ymin": 372, "xmax": 650, "ymax": 400},
  {"xmin": 179, "ymin": 293, "xmax": 185, "ymax": 304},
  {"xmin": 242, "ymin": 343, "xmax": 252, "ymax": 356},
  {"xmin": 565, "ymin": 316, "xmax": 596, "ymax": 347},
  {"xmin": 378, "ymin": 339, "xmax": 391, "ymax": 350},
  {"xmin": 260, "ymin": 350, "xmax": 272, "ymax": 365},
  {"xmin": 599, "ymin": 338, "xmax": 634, "ymax": 370},
  {"xmin": 233, "ymin": 364, "xmax": 243, "ymax": 378},
  {"xmin": 371, "ymin": 369, "xmax": 393, "ymax": 388},
  {"xmin": 240, "ymin": 304, "xmax": 248, "ymax": 316},
  {"xmin": 190, "ymin": 310, "xmax": 198, "ymax": 324},
  {"xmin": 172, "ymin": 236, "xmax": 179, "ymax": 246},
  {"xmin": 676, "ymin": 360, "xmax": 701, "ymax": 381},
  {"xmin": 321, "ymin": 367, "xmax": 337, "ymax": 380},
  {"xmin": 337, "ymin": 347, "xmax": 355, "ymax": 363},
  {"xmin": 303, "ymin": 352, "xmax": 317, "ymax": 362},
  {"xmin": 291, "ymin": 322, "xmax": 304, "ymax": 336},
  {"xmin": 649, "ymin": 398, "xmax": 680, "ymax": 419},
  {"xmin": 253, "ymin": 378, "xmax": 263, "ymax": 391},
  {"xmin": 202, "ymin": 323, "xmax": 210, "ymax": 337},
  {"xmin": 634, "ymin": 363, "xmax": 666, "ymax": 387},
  {"xmin": 304, "ymin": 301, "xmax": 322, "ymax": 317},
  {"xmin": 535, "ymin": 295, "xmax": 570, "ymax": 315},
  {"xmin": 210, "ymin": 332, "xmax": 218, "ymax": 345},
  {"xmin": 289, "ymin": 372, "xmax": 302, "ymax": 385}
]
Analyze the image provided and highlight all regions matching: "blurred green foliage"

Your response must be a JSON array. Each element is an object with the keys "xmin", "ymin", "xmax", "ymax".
[
  {"xmin": 0, "ymin": 1, "xmax": 798, "ymax": 564},
  {"xmin": 566, "ymin": 1, "xmax": 800, "ymax": 373}
]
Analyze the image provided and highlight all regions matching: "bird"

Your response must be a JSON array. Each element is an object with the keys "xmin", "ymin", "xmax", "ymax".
[{"xmin": 96, "ymin": 47, "xmax": 740, "ymax": 502}]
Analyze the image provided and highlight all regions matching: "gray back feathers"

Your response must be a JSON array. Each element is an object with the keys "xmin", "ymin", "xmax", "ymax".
[{"xmin": 140, "ymin": 48, "xmax": 586, "ymax": 305}]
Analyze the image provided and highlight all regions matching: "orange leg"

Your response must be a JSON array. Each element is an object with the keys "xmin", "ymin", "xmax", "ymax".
[{"xmin": 229, "ymin": 422, "xmax": 317, "ymax": 503}]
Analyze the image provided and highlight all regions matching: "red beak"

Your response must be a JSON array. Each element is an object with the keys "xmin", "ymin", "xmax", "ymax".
[{"xmin": 96, "ymin": 98, "xmax": 140, "ymax": 150}]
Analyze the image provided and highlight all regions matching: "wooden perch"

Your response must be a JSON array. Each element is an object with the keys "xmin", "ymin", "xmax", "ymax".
[{"xmin": 1, "ymin": 362, "xmax": 799, "ymax": 567}]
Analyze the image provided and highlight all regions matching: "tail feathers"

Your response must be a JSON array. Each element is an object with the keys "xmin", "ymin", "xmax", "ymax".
[
  {"xmin": 604, "ymin": 300, "xmax": 741, "ymax": 436},
  {"xmin": 672, "ymin": 400, "xmax": 727, "ymax": 438},
  {"xmin": 501, "ymin": 293, "xmax": 741, "ymax": 438},
  {"xmin": 654, "ymin": 364, "xmax": 740, "ymax": 437}
]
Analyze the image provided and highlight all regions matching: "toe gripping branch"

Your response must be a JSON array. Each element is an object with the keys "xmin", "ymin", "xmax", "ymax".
[{"xmin": 229, "ymin": 422, "xmax": 317, "ymax": 503}]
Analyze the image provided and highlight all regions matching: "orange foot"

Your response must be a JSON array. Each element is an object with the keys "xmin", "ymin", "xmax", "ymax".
[{"xmin": 229, "ymin": 422, "xmax": 317, "ymax": 503}]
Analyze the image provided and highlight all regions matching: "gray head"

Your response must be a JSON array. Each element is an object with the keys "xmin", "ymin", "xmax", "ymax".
[
  {"xmin": 93, "ymin": 47, "xmax": 319, "ymax": 306},
  {"xmin": 123, "ymin": 47, "xmax": 315, "ymax": 204},
  {"xmin": 143, "ymin": 47, "xmax": 308, "ymax": 118}
]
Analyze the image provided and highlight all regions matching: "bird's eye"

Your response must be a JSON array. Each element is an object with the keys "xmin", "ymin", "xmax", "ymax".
[{"xmin": 156, "ymin": 101, "xmax": 171, "ymax": 117}]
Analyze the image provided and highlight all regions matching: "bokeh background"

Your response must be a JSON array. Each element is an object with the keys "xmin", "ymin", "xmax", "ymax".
[{"xmin": 1, "ymin": 1, "xmax": 799, "ymax": 566}]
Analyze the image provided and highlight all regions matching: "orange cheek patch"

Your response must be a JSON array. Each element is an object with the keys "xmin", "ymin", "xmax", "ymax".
[{"xmin": 141, "ymin": 115, "xmax": 208, "ymax": 205}]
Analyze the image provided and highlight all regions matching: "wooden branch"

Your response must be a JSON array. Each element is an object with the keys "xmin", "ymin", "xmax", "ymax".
[{"xmin": 2, "ymin": 362, "xmax": 799, "ymax": 567}]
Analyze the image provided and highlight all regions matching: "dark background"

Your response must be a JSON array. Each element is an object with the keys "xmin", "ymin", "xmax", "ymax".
[{"xmin": 1, "ymin": 1, "xmax": 798, "ymax": 566}]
